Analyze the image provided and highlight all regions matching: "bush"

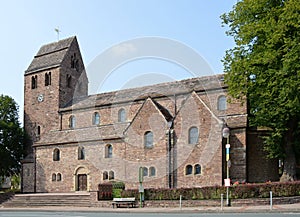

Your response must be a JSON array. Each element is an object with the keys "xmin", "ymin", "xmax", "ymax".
[{"xmin": 122, "ymin": 181, "xmax": 300, "ymax": 200}]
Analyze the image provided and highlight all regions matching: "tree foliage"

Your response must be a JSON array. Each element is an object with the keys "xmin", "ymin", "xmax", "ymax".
[
  {"xmin": 221, "ymin": 0, "xmax": 300, "ymax": 180},
  {"xmin": 0, "ymin": 94, "xmax": 26, "ymax": 177}
]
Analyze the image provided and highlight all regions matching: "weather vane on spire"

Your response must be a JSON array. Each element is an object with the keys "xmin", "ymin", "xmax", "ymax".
[{"xmin": 54, "ymin": 27, "xmax": 61, "ymax": 41}]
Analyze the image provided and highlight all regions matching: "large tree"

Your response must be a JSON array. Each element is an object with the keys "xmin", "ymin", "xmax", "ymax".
[
  {"xmin": 0, "ymin": 94, "xmax": 26, "ymax": 177},
  {"xmin": 221, "ymin": 0, "xmax": 300, "ymax": 181}
]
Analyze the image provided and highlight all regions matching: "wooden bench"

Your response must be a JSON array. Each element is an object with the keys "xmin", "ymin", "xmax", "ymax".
[{"xmin": 112, "ymin": 197, "xmax": 136, "ymax": 208}]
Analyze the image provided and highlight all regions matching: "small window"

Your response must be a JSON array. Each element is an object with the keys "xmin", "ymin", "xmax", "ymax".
[
  {"xmin": 93, "ymin": 112, "xmax": 100, "ymax": 125},
  {"xmin": 105, "ymin": 144, "xmax": 112, "ymax": 158},
  {"xmin": 57, "ymin": 173, "xmax": 62, "ymax": 181},
  {"xmin": 143, "ymin": 167, "xmax": 148, "ymax": 177},
  {"xmin": 144, "ymin": 131, "xmax": 153, "ymax": 148},
  {"xmin": 118, "ymin": 108, "xmax": 126, "ymax": 122},
  {"xmin": 149, "ymin": 167, "xmax": 156, "ymax": 177},
  {"xmin": 69, "ymin": 115, "xmax": 76, "ymax": 129},
  {"xmin": 185, "ymin": 165, "xmax": 193, "ymax": 175},
  {"xmin": 188, "ymin": 127, "xmax": 198, "ymax": 144},
  {"xmin": 109, "ymin": 171, "xmax": 114, "ymax": 180},
  {"xmin": 103, "ymin": 171, "xmax": 108, "ymax": 180},
  {"xmin": 78, "ymin": 147, "xmax": 85, "ymax": 160},
  {"xmin": 218, "ymin": 96, "xmax": 227, "ymax": 111},
  {"xmin": 52, "ymin": 173, "xmax": 56, "ymax": 181},
  {"xmin": 31, "ymin": 75, "xmax": 38, "ymax": 89},
  {"xmin": 67, "ymin": 74, "xmax": 72, "ymax": 88},
  {"xmin": 53, "ymin": 148, "xmax": 60, "ymax": 161},
  {"xmin": 194, "ymin": 164, "xmax": 201, "ymax": 175},
  {"xmin": 45, "ymin": 72, "xmax": 51, "ymax": 86},
  {"xmin": 37, "ymin": 126, "xmax": 41, "ymax": 137}
]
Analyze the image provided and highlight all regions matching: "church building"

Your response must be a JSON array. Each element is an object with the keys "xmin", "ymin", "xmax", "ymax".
[{"xmin": 21, "ymin": 36, "xmax": 278, "ymax": 193}]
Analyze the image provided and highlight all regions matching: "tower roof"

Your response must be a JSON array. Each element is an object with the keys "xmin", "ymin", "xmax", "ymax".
[{"xmin": 25, "ymin": 36, "xmax": 76, "ymax": 74}]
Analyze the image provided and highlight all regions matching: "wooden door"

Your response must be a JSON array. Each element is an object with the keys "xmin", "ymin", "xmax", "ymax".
[{"xmin": 77, "ymin": 174, "xmax": 87, "ymax": 191}]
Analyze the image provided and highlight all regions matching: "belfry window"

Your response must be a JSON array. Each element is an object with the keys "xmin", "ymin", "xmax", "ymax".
[
  {"xmin": 45, "ymin": 72, "xmax": 51, "ymax": 86},
  {"xmin": 31, "ymin": 75, "xmax": 38, "ymax": 89},
  {"xmin": 67, "ymin": 74, "xmax": 72, "ymax": 88}
]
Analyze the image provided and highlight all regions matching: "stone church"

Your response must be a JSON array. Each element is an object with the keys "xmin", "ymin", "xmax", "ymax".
[{"xmin": 21, "ymin": 36, "xmax": 278, "ymax": 193}]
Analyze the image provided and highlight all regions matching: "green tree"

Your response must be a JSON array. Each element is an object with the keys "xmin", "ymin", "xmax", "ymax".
[
  {"xmin": 221, "ymin": 0, "xmax": 300, "ymax": 181},
  {"xmin": 0, "ymin": 94, "xmax": 26, "ymax": 177}
]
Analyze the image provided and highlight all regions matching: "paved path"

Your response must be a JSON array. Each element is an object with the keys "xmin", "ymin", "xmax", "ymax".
[{"xmin": 1, "ymin": 202, "xmax": 300, "ymax": 213}]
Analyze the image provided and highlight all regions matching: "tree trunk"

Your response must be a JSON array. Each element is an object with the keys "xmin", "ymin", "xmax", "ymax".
[{"xmin": 280, "ymin": 120, "xmax": 297, "ymax": 182}]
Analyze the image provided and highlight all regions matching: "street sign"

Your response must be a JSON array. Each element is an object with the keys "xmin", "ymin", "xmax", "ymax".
[{"xmin": 224, "ymin": 178, "xmax": 231, "ymax": 187}]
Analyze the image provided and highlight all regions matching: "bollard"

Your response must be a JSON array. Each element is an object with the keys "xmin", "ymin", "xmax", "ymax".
[
  {"xmin": 270, "ymin": 191, "xmax": 273, "ymax": 210},
  {"xmin": 221, "ymin": 194, "xmax": 224, "ymax": 211},
  {"xmin": 179, "ymin": 195, "xmax": 182, "ymax": 210}
]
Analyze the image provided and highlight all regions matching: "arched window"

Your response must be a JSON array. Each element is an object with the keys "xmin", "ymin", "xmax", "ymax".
[
  {"xmin": 52, "ymin": 173, "xmax": 56, "ymax": 181},
  {"xmin": 194, "ymin": 164, "xmax": 201, "ymax": 175},
  {"xmin": 188, "ymin": 127, "xmax": 199, "ymax": 144},
  {"xmin": 218, "ymin": 95, "xmax": 227, "ymax": 111},
  {"xmin": 57, "ymin": 173, "xmax": 62, "ymax": 181},
  {"xmin": 69, "ymin": 115, "xmax": 76, "ymax": 129},
  {"xmin": 143, "ymin": 167, "xmax": 148, "ymax": 177},
  {"xmin": 144, "ymin": 131, "xmax": 153, "ymax": 148},
  {"xmin": 45, "ymin": 72, "xmax": 51, "ymax": 86},
  {"xmin": 103, "ymin": 171, "xmax": 108, "ymax": 180},
  {"xmin": 105, "ymin": 144, "xmax": 112, "ymax": 158},
  {"xmin": 149, "ymin": 167, "xmax": 156, "ymax": 177},
  {"xmin": 31, "ymin": 75, "xmax": 37, "ymax": 89},
  {"xmin": 78, "ymin": 147, "xmax": 85, "ymax": 160},
  {"xmin": 118, "ymin": 108, "xmax": 126, "ymax": 122},
  {"xmin": 93, "ymin": 112, "xmax": 100, "ymax": 125},
  {"xmin": 53, "ymin": 148, "xmax": 60, "ymax": 161},
  {"xmin": 109, "ymin": 171, "xmax": 114, "ymax": 180},
  {"xmin": 185, "ymin": 165, "xmax": 193, "ymax": 175}
]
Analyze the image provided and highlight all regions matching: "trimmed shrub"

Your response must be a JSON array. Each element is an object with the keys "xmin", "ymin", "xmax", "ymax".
[{"xmin": 122, "ymin": 181, "xmax": 300, "ymax": 200}]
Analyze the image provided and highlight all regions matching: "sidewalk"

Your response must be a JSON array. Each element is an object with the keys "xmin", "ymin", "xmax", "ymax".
[{"xmin": 1, "ymin": 202, "xmax": 300, "ymax": 213}]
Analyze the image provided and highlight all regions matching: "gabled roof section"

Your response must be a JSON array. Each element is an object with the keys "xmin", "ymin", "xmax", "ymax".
[
  {"xmin": 175, "ymin": 91, "xmax": 223, "ymax": 124},
  {"xmin": 124, "ymin": 97, "xmax": 172, "ymax": 134},
  {"xmin": 25, "ymin": 36, "xmax": 76, "ymax": 74}
]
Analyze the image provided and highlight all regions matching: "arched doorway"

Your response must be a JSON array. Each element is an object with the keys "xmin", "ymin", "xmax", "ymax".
[{"xmin": 74, "ymin": 166, "xmax": 89, "ymax": 191}]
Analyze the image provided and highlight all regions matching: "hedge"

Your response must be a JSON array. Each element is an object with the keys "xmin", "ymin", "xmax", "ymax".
[{"xmin": 121, "ymin": 181, "xmax": 300, "ymax": 200}]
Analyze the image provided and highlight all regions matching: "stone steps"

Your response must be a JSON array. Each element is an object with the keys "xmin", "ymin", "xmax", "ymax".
[{"xmin": 2, "ymin": 193, "xmax": 91, "ymax": 207}]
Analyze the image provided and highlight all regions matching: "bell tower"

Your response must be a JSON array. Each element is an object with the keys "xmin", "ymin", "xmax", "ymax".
[{"xmin": 23, "ymin": 36, "xmax": 88, "ymax": 151}]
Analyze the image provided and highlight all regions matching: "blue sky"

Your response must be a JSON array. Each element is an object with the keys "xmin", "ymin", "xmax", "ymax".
[{"xmin": 0, "ymin": 0, "xmax": 237, "ymax": 121}]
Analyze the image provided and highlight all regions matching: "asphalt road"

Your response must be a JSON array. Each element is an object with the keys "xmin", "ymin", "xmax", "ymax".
[{"xmin": 0, "ymin": 212, "xmax": 300, "ymax": 217}]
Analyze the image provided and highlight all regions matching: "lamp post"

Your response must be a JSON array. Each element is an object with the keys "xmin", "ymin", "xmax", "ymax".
[{"xmin": 222, "ymin": 126, "xmax": 231, "ymax": 206}]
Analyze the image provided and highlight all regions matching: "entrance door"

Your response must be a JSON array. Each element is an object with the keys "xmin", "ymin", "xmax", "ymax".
[{"xmin": 77, "ymin": 174, "xmax": 87, "ymax": 191}]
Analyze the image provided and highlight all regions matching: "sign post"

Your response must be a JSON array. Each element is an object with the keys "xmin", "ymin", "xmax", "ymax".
[{"xmin": 138, "ymin": 167, "xmax": 144, "ymax": 208}]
